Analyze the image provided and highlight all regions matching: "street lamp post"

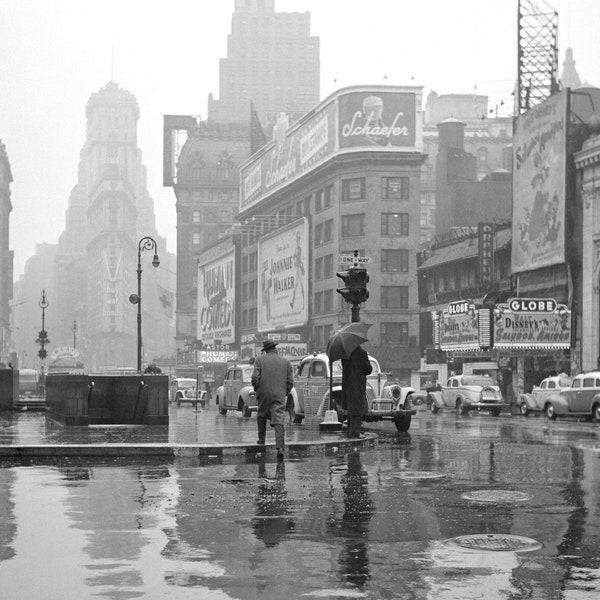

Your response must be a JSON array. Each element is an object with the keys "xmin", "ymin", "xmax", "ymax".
[{"xmin": 129, "ymin": 237, "xmax": 160, "ymax": 372}]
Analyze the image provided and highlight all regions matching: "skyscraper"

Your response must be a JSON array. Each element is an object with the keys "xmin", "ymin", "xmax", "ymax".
[
  {"xmin": 0, "ymin": 141, "xmax": 13, "ymax": 364},
  {"xmin": 208, "ymin": 0, "xmax": 320, "ymax": 127}
]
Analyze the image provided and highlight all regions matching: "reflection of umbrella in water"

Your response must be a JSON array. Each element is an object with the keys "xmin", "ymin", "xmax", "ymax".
[{"xmin": 326, "ymin": 322, "xmax": 371, "ymax": 408}]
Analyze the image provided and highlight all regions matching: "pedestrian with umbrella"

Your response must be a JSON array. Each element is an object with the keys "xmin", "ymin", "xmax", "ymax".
[{"xmin": 326, "ymin": 322, "xmax": 373, "ymax": 438}]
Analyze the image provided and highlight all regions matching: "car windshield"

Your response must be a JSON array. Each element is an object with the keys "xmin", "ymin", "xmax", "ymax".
[
  {"xmin": 176, "ymin": 380, "xmax": 196, "ymax": 389},
  {"xmin": 241, "ymin": 366, "xmax": 255, "ymax": 381},
  {"xmin": 462, "ymin": 376, "xmax": 495, "ymax": 387}
]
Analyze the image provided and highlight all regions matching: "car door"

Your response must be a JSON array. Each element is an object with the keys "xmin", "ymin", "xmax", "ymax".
[
  {"xmin": 295, "ymin": 359, "xmax": 312, "ymax": 414},
  {"xmin": 223, "ymin": 368, "xmax": 236, "ymax": 409},
  {"xmin": 566, "ymin": 377, "xmax": 584, "ymax": 413},
  {"xmin": 443, "ymin": 378, "xmax": 457, "ymax": 407},
  {"xmin": 533, "ymin": 379, "xmax": 549, "ymax": 410},
  {"xmin": 573, "ymin": 376, "xmax": 596, "ymax": 413}
]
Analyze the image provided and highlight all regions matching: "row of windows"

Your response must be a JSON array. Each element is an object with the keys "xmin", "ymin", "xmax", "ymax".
[
  {"xmin": 314, "ymin": 322, "xmax": 409, "ymax": 349},
  {"xmin": 342, "ymin": 176, "xmax": 410, "ymax": 201}
]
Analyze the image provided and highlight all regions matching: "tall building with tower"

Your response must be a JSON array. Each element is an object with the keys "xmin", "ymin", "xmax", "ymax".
[
  {"xmin": 208, "ymin": 0, "xmax": 320, "ymax": 127},
  {"xmin": 44, "ymin": 82, "xmax": 176, "ymax": 371},
  {"xmin": 164, "ymin": 1, "xmax": 321, "ymax": 355}
]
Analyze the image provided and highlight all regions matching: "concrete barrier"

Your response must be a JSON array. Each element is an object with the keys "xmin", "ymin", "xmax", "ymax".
[
  {"xmin": 0, "ymin": 368, "xmax": 18, "ymax": 411},
  {"xmin": 46, "ymin": 374, "xmax": 169, "ymax": 426}
]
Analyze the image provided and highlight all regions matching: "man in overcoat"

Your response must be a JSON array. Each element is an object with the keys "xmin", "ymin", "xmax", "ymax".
[
  {"xmin": 251, "ymin": 340, "xmax": 294, "ymax": 457},
  {"xmin": 341, "ymin": 345, "xmax": 372, "ymax": 438}
]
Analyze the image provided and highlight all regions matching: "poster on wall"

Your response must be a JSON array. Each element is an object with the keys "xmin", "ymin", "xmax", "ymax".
[
  {"xmin": 257, "ymin": 218, "xmax": 309, "ymax": 332},
  {"xmin": 511, "ymin": 90, "xmax": 568, "ymax": 273},
  {"xmin": 439, "ymin": 301, "xmax": 482, "ymax": 350},
  {"xmin": 197, "ymin": 248, "xmax": 236, "ymax": 346}
]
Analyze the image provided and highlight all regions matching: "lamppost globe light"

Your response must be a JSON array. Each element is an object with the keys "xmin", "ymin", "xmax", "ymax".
[{"xmin": 134, "ymin": 236, "xmax": 160, "ymax": 372}]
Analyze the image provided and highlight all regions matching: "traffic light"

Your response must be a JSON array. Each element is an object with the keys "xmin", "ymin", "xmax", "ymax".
[
  {"xmin": 38, "ymin": 348, "xmax": 47, "ymax": 360},
  {"xmin": 336, "ymin": 268, "xmax": 369, "ymax": 304}
]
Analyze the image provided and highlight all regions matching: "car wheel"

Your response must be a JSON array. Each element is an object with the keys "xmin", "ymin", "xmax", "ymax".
[
  {"xmin": 519, "ymin": 402, "xmax": 530, "ymax": 416},
  {"xmin": 429, "ymin": 402, "xmax": 439, "ymax": 414},
  {"xmin": 219, "ymin": 407, "xmax": 227, "ymax": 415},
  {"xmin": 593, "ymin": 403, "xmax": 600, "ymax": 422},
  {"xmin": 176, "ymin": 395, "xmax": 182, "ymax": 406},
  {"xmin": 242, "ymin": 402, "xmax": 252, "ymax": 418},
  {"xmin": 394, "ymin": 414, "xmax": 412, "ymax": 432},
  {"xmin": 545, "ymin": 403, "xmax": 557, "ymax": 420},
  {"xmin": 291, "ymin": 405, "xmax": 303, "ymax": 424},
  {"xmin": 456, "ymin": 399, "xmax": 468, "ymax": 416},
  {"xmin": 490, "ymin": 408, "xmax": 501, "ymax": 417}
]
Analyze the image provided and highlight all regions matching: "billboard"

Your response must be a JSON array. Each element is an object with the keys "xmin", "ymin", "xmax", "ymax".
[
  {"xmin": 512, "ymin": 91, "xmax": 568, "ymax": 273},
  {"xmin": 197, "ymin": 247, "xmax": 236, "ymax": 345},
  {"xmin": 257, "ymin": 218, "xmax": 309, "ymax": 332},
  {"xmin": 338, "ymin": 91, "xmax": 416, "ymax": 148},
  {"xmin": 239, "ymin": 86, "xmax": 421, "ymax": 212},
  {"xmin": 438, "ymin": 301, "xmax": 489, "ymax": 351}
]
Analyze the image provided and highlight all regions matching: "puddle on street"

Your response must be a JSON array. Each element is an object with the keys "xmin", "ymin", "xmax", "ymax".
[{"xmin": 1, "ymin": 427, "xmax": 600, "ymax": 598}]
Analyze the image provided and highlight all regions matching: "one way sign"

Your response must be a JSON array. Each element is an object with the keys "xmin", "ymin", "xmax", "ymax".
[{"xmin": 339, "ymin": 254, "xmax": 370, "ymax": 265}]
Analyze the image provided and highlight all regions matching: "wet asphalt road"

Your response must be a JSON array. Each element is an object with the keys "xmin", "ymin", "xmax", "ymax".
[{"xmin": 1, "ymin": 406, "xmax": 600, "ymax": 599}]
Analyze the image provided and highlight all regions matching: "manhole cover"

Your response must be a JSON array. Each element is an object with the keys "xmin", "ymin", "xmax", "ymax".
[
  {"xmin": 391, "ymin": 470, "xmax": 446, "ymax": 481},
  {"xmin": 462, "ymin": 490, "xmax": 532, "ymax": 503},
  {"xmin": 446, "ymin": 534, "xmax": 542, "ymax": 552}
]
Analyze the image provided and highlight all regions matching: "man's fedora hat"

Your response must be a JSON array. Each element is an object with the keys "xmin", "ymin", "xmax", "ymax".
[{"xmin": 262, "ymin": 339, "xmax": 278, "ymax": 351}]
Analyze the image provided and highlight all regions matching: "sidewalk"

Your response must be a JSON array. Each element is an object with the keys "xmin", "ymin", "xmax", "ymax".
[{"xmin": 0, "ymin": 402, "xmax": 375, "ymax": 459}]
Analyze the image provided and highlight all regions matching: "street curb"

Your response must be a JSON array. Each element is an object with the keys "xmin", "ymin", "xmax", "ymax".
[{"xmin": 0, "ymin": 432, "xmax": 378, "ymax": 459}]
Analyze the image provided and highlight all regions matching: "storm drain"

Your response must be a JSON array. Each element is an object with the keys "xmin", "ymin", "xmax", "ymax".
[
  {"xmin": 391, "ymin": 470, "xmax": 446, "ymax": 481},
  {"xmin": 446, "ymin": 534, "xmax": 542, "ymax": 552},
  {"xmin": 462, "ymin": 490, "xmax": 532, "ymax": 503}
]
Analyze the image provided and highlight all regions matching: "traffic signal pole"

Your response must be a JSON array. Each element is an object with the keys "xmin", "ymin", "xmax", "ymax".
[{"xmin": 336, "ymin": 250, "xmax": 369, "ymax": 322}]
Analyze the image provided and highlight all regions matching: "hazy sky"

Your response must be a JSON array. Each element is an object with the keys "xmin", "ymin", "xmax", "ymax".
[{"xmin": 1, "ymin": 0, "xmax": 599, "ymax": 279}]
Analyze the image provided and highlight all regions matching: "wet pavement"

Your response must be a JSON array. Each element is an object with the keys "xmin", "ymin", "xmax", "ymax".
[{"xmin": 2, "ymin": 407, "xmax": 600, "ymax": 598}]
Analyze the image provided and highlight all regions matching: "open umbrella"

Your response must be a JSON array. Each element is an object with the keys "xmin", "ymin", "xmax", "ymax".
[
  {"xmin": 326, "ymin": 322, "xmax": 372, "ymax": 362},
  {"xmin": 325, "ymin": 322, "xmax": 371, "ymax": 412}
]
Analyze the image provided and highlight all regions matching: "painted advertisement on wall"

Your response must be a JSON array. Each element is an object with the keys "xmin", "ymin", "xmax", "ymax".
[
  {"xmin": 338, "ymin": 91, "xmax": 416, "ymax": 148},
  {"xmin": 439, "ymin": 301, "xmax": 483, "ymax": 350},
  {"xmin": 512, "ymin": 91, "xmax": 568, "ymax": 273},
  {"xmin": 197, "ymin": 247, "xmax": 235, "ymax": 346},
  {"xmin": 257, "ymin": 218, "xmax": 309, "ymax": 332},
  {"xmin": 493, "ymin": 298, "xmax": 571, "ymax": 348}
]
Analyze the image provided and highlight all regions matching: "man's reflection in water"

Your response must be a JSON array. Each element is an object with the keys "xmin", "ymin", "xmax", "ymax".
[
  {"xmin": 338, "ymin": 450, "xmax": 374, "ymax": 588},
  {"xmin": 252, "ymin": 455, "xmax": 294, "ymax": 547}
]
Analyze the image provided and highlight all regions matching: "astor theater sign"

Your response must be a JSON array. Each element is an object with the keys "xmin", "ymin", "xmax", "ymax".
[{"xmin": 493, "ymin": 298, "xmax": 571, "ymax": 349}]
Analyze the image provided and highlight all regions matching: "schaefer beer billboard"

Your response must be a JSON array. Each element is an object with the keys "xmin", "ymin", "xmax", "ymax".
[
  {"xmin": 197, "ymin": 246, "xmax": 236, "ymax": 346},
  {"xmin": 257, "ymin": 218, "xmax": 309, "ymax": 332}
]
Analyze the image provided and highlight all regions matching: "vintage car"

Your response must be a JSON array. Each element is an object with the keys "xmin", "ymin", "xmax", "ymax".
[
  {"xmin": 541, "ymin": 371, "xmax": 600, "ymax": 421},
  {"xmin": 429, "ymin": 374, "xmax": 506, "ymax": 416},
  {"xmin": 517, "ymin": 374, "xmax": 572, "ymax": 416},
  {"xmin": 290, "ymin": 352, "xmax": 417, "ymax": 431},
  {"xmin": 169, "ymin": 377, "xmax": 206, "ymax": 407},
  {"xmin": 215, "ymin": 363, "xmax": 257, "ymax": 417}
]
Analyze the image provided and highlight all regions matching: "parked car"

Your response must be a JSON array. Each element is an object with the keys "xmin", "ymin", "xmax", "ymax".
[
  {"xmin": 169, "ymin": 377, "xmax": 206, "ymax": 407},
  {"xmin": 290, "ymin": 352, "xmax": 417, "ymax": 431},
  {"xmin": 429, "ymin": 374, "xmax": 506, "ymax": 416},
  {"xmin": 517, "ymin": 374, "xmax": 572, "ymax": 416},
  {"xmin": 215, "ymin": 364, "xmax": 257, "ymax": 417},
  {"xmin": 541, "ymin": 371, "xmax": 600, "ymax": 421}
]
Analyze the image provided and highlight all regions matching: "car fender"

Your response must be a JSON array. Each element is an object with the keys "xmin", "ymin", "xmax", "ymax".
[
  {"xmin": 544, "ymin": 393, "xmax": 569, "ymax": 415},
  {"xmin": 429, "ymin": 391, "xmax": 444, "ymax": 408},
  {"xmin": 518, "ymin": 393, "xmax": 535, "ymax": 410},
  {"xmin": 239, "ymin": 385, "xmax": 256, "ymax": 405}
]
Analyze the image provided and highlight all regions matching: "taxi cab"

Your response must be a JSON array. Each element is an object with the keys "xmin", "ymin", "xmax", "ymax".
[
  {"xmin": 215, "ymin": 363, "xmax": 257, "ymax": 417},
  {"xmin": 290, "ymin": 352, "xmax": 417, "ymax": 431}
]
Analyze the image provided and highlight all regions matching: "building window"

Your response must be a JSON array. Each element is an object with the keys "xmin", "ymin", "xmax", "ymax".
[
  {"xmin": 342, "ymin": 214, "xmax": 365, "ymax": 237},
  {"xmin": 242, "ymin": 282, "xmax": 248, "ymax": 302},
  {"xmin": 192, "ymin": 232, "xmax": 201, "ymax": 246},
  {"xmin": 324, "ymin": 254, "xmax": 333, "ymax": 278},
  {"xmin": 205, "ymin": 207, "xmax": 218, "ymax": 223},
  {"xmin": 381, "ymin": 322, "xmax": 409, "ymax": 346},
  {"xmin": 381, "ymin": 176, "xmax": 409, "ymax": 199},
  {"xmin": 192, "ymin": 210, "xmax": 201, "ymax": 223},
  {"xmin": 381, "ymin": 286, "xmax": 409, "ymax": 309},
  {"xmin": 315, "ymin": 190, "xmax": 324, "ymax": 213},
  {"xmin": 324, "ymin": 184, "xmax": 333, "ymax": 208},
  {"xmin": 342, "ymin": 178, "xmax": 365, "ymax": 201},
  {"xmin": 324, "ymin": 289, "xmax": 333, "ymax": 312},
  {"xmin": 249, "ymin": 308, "xmax": 257, "ymax": 327},
  {"xmin": 381, "ymin": 213, "xmax": 409, "ymax": 236},
  {"xmin": 324, "ymin": 219, "xmax": 333, "ymax": 243},
  {"xmin": 314, "ymin": 325, "xmax": 323, "ymax": 349},
  {"xmin": 249, "ymin": 280, "xmax": 257, "ymax": 302},
  {"xmin": 314, "ymin": 291, "xmax": 323, "ymax": 314},
  {"xmin": 242, "ymin": 255, "xmax": 248, "ymax": 273},
  {"xmin": 381, "ymin": 249, "xmax": 409, "ymax": 272},
  {"xmin": 314, "ymin": 223, "xmax": 323, "ymax": 246},
  {"xmin": 242, "ymin": 310, "xmax": 248, "ymax": 327},
  {"xmin": 315, "ymin": 257, "xmax": 323, "ymax": 281},
  {"xmin": 249, "ymin": 252, "xmax": 257, "ymax": 272}
]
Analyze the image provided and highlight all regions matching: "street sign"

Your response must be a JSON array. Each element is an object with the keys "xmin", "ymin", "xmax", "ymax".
[{"xmin": 339, "ymin": 254, "xmax": 370, "ymax": 265}]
